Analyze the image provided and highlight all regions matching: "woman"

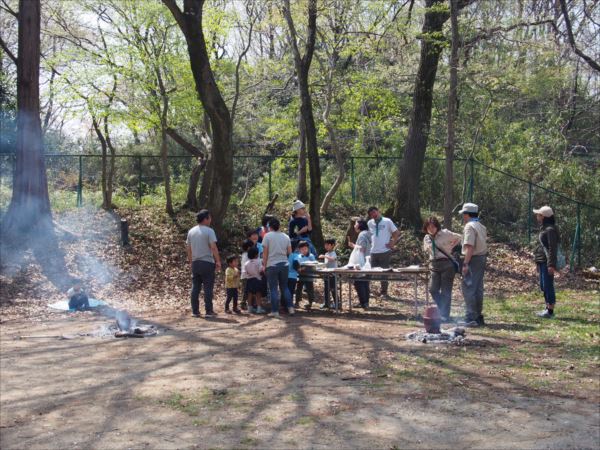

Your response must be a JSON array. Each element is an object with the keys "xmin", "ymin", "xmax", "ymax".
[
  {"xmin": 422, "ymin": 217, "xmax": 462, "ymax": 322},
  {"xmin": 533, "ymin": 206, "xmax": 560, "ymax": 318},
  {"xmin": 288, "ymin": 200, "xmax": 316, "ymax": 255},
  {"xmin": 348, "ymin": 218, "xmax": 371, "ymax": 308}
]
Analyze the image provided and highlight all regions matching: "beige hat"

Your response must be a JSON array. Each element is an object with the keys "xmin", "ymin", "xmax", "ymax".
[
  {"xmin": 533, "ymin": 205, "xmax": 554, "ymax": 217},
  {"xmin": 292, "ymin": 200, "xmax": 306, "ymax": 212},
  {"xmin": 459, "ymin": 202, "xmax": 479, "ymax": 214}
]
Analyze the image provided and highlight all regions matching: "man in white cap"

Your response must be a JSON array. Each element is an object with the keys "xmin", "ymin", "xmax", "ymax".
[
  {"xmin": 459, "ymin": 203, "xmax": 488, "ymax": 327},
  {"xmin": 533, "ymin": 205, "xmax": 560, "ymax": 318}
]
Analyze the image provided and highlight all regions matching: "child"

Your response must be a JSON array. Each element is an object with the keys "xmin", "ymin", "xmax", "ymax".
[
  {"xmin": 240, "ymin": 239, "xmax": 254, "ymax": 310},
  {"xmin": 244, "ymin": 246, "xmax": 266, "ymax": 314},
  {"xmin": 67, "ymin": 280, "xmax": 89, "ymax": 311},
  {"xmin": 287, "ymin": 241, "xmax": 302, "ymax": 309},
  {"xmin": 247, "ymin": 229, "xmax": 263, "ymax": 257},
  {"xmin": 288, "ymin": 201, "xmax": 317, "ymax": 256},
  {"xmin": 295, "ymin": 240, "xmax": 316, "ymax": 310},
  {"xmin": 318, "ymin": 238, "xmax": 338, "ymax": 309},
  {"xmin": 225, "ymin": 255, "xmax": 241, "ymax": 314}
]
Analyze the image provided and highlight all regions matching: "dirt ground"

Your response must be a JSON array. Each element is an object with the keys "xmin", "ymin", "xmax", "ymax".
[{"xmin": 1, "ymin": 302, "xmax": 599, "ymax": 450}]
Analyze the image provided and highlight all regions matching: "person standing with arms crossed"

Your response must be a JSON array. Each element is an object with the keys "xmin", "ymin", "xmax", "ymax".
[
  {"xmin": 186, "ymin": 209, "xmax": 221, "ymax": 318},
  {"xmin": 367, "ymin": 206, "xmax": 400, "ymax": 297}
]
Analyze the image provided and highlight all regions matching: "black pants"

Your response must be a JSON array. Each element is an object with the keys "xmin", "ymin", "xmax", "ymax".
[
  {"xmin": 324, "ymin": 276, "xmax": 337, "ymax": 307},
  {"xmin": 295, "ymin": 280, "xmax": 315, "ymax": 306},
  {"xmin": 191, "ymin": 260, "xmax": 215, "ymax": 315},
  {"xmin": 288, "ymin": 279, "xmax": 297, "ymax": 305},
  {"xmin": 354, "ymin": 280, "xmax": 370, "ymax": 307},
  {"xmin": 225, "ymin": 288, "xmax": 238, "ymax": 310}
]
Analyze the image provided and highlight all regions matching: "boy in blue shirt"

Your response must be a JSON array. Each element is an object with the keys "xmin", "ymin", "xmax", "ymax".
[{"xmin": 295, "ymin": 241, "xmax": 316, "ymax": 310}]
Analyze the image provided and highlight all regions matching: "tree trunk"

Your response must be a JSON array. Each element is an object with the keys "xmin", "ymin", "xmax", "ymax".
[
  {"xmin": 162, "ymin": 0, "xmax": 234, "ymax": 235},
  {"xmin": 393, "ymin": 0, "xmax": 450, "ymax": 231},
  {"xmin": 91, "ymin": 116, "xmax": 111, "ymax": 210},
  {"xmin": 3, "ymin": 0, "xmax": 52, "ymax": 236},
  {"xmin": 186, "ymin": 162, "xmax": 202, "ymax": 210},
  {"xmin": 198, "ymin": 157, "xmax": 214, "ymax": 207},
  {"xmin": 296, "ymin": 116, "xmax": 308, "ymax": 202},
  {"xmin": 444, "ymin": 0, "xmax": 460, "ymax": 230},
  {"xmin": 283, "ymin": 0, "xmax": 323, "ymax": 251},
  {"xmin": 160, "ymin": 127, "xmax": 174, "ymax": 216}
]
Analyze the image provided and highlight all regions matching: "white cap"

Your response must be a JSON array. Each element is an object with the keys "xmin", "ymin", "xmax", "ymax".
[
  {"xmin": 533, "ymin": 205, "xmax": 554, "ymax": 217},
  {"xmin": 459, "ymin": 202, "xmax": 479, "ymax": 214},
  {"xmin": 292, "ymin": 200, "xmax": 306, "ymax": 212}
]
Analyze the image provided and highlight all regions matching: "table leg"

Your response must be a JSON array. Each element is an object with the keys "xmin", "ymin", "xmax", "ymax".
[{"xmin": 414, "ymin": 273, "xmax": 418, "ymax": 318}]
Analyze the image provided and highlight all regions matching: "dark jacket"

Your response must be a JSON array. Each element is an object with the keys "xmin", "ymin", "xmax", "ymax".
[{"xmin": 534, "ymin": 223, "xmax": 560, "ymax": 268}]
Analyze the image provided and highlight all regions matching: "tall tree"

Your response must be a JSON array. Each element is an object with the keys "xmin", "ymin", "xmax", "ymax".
[
  {"xmin": 393, "ymin": 0, "xmax": 452, "ymax": 230},
  {"xmin": 444, "ymin": 0, "xmax": 460, "ymax": 229},
  {"xmin": 282, "ymin": 0, "xmax": 324, "ymax": 251},
  {"xmin": 2, "ymin": 0, "xmax": 52, "ymax": 235},
  {"xmin": 162, "ymin": 0, "xmax": 233, "ymax": 232}
]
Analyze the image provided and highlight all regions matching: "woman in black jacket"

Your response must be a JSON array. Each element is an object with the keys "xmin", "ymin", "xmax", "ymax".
[{"xmin": 533, "ymin": 206, "xmax": 560, "ymax": 318}]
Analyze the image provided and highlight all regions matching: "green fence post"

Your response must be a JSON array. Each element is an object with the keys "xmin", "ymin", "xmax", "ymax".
[
  {"xmin": 576, "ymin": 203, "xmax": 581, "ymax": 267},
  {"xmin": 138, "ymin": 155, "xmax": 143, "ymax": 205},
  {"xmin": 468, "ymin": 158, "xmax": 475, "ymax": 202},
  {"xmin": 268, "ymin": 156, "xmax": 272, "ymax": 201},
  {"xmin": 527, "ymin": 181, "xmax": 532, "ymax": 243},
  {"xmin": 351, "ymin": 157, "xmax": 355, "ymax": 204},
  {"xmin": 77, "ymin": 155, "xmax": 83, "ymax": 207}
]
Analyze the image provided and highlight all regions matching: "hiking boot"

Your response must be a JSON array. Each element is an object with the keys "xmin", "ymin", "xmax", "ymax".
[{"xmin": 537, "ymin": 309, "xmax": 554, "ymax": 318}]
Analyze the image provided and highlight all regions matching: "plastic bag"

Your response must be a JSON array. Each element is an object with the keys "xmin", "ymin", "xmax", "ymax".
[{"xmin": 348, "ymin": 246, "xmax": 365, "ymax": 268}]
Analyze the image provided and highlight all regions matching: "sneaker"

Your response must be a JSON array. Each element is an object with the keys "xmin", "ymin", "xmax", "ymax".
[
  {"xmin": 192, "ymin": 313, "xmax": 201, "ymax": 318},
  {"xmin": 319, "ymin": 303, "xmax": 329, "ymax": 309},
  {"xmin": 268, "ymin": 311, "xmax": 280, "ymax": 318},
  {"xmin": 288, "ymin": 306, "xmax": 295, "ymax": 316},
  {"xmin": 240, "ymin": 303, "xmax": 248, "ymax": 311},
  {"xmin": 477, "ymin": 315, "xmax": 485, "ymax": 326},
  {"xmin": 249, "ymin": 307, "xmax": 258, "ymax": 314},
  {"xmin": 256, "ymin": 307, "xmax": 266, "ymax": 314},
  {"xmin": 536, "ymin": 309, "xmax": 554, "ymax": 318},
  {"xmin": 460, "ymin": 320, "xmax": 479, "ymax": 328},
  {"xmin": 205, "ymin": 312, "xmax": 216, "ymax": 318},
  {"xmin": 233, "ymin": 309, "xmax": 242, "ymax": 314},
  {"xmin": 225, "ymin": 309, "xmax": 232, "ymax": 314}
]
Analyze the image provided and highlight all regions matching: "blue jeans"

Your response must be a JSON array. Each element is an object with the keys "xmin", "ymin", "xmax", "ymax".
[
  {"xmin": 538, "ymin": 263, "xmax": 556, "ymax": 305},
  {"xmin": 266, "ymin": 263, "xmax": 291, "ymax": 312}
]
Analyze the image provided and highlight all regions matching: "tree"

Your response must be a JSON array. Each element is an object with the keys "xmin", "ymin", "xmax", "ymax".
[
  {"xmin": 1, "ymin": 0, "xmax": 52, "ymax": 235},
  {"xmin": 282, "ymin": 0, "xmax": 324, "ymax": 251},
  {"xmin": 444, "ymin": 0, "xmax": 460, "ymax": 229},
  {"xmin": 393, "ymin": 0, "xmax": 452, "ymax": 230},
  {"xmin": 162, "ymin": 0, "xmax": 234, "ymax": 232}
]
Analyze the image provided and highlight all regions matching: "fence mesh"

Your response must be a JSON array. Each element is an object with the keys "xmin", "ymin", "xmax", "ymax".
[{"xmin": 0, "ymin": 153, "xmax": 597, "ymax": 266}]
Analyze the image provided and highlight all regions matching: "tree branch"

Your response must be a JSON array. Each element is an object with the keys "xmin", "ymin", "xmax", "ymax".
[
  {"xmin": 558, "ymin": 0, "xmax": 600, "ymax": 73},
  {"xmin": 165, "ymin": 127, "xmax": 206, "ymax": 158},
  {"xmin": 0, "ymin": 0, "xmax": 18, "ymax": 18},
  {"xmin": 0, "ymin": 34, "xmax": 17, "ymax": 65},
  {"xmin": 160, "ymin": 0, "xmax": 187, "ymax": 34}
]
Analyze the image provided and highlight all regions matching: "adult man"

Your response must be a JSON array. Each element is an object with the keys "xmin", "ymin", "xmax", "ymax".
[
  {"xmin": 459, "ymin": 202, "xmax": 488, "ymax": 327},
  {"xmin": 367, "ymin": 206, "xmax": 400, "ymax": 296},
  {"xmin": 262, "ymin": 217, "xmax": 293, "ymax": 317},
  {"xmin": 186, "ymin": 209, "xmax": 221, "ymax": 318}
]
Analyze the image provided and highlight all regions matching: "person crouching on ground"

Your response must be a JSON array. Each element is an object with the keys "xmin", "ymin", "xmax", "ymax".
[
  {"xmin": 225, "ymin": 255, "xmax": 241, "ymax": 314},
  {"xmin": 348, "ymin": 219, "xmax": 372, "ymax": 309},
  {"xmin": 318, "ymin": 238, "xmax": 338, "ymax": 309},
  {"xmin": 262, "ymin": 217, "xmax": 293, "ymax": 317},
  {"xmin": 422, "ymin": 216, "xmax": 461, "ymax": 322},
  {"xmin": 533, "ymin": 205, "xmax": 560, "ymax": 318},
  {"xmin": 459, "ymin": 203, "xmax": 488, "ymax": 327},
  {"xmin": 67, "ymin": 280, "xmax": 89, "ymax": 311},
  {"xmin": 295, "ymin": 240, "xmax": 316, "ymax": 310},
  {"xmin": 186, "ymin": 209, "xmax": 221, "ymax": 318},
  {"xmin": 244, "ymin": 246, "xmax": 266, "ymax": 314}
]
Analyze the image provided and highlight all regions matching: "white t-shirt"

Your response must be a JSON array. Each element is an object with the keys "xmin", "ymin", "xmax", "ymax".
[
  {"xmin": 262, "ymin": 231, "xmax": 291, "ymax": 267},
  {"xmin": 367, "ymin": 217, "xmax": 398, "ymax": 255},
  {"xmin": 240, "ymin": 252, "xmax": 249, "ymax": 279}
]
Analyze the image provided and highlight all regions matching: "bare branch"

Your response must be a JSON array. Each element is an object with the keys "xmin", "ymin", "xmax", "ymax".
[
  {"xmin": 0, "ymin": 34, "xmax": 17, "ymax": 64},
  {"xmin": 0, "ymin": 0, "xmax": 17, "ymax": 18},
  {"xmin": 558, "ymin": 0, "xmax": 600, "ymax": 73}
]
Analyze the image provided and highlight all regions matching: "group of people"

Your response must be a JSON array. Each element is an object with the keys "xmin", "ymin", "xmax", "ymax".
[{"xmin": 185, "ymin": 199, "xmax": 562, "ymax": 324}]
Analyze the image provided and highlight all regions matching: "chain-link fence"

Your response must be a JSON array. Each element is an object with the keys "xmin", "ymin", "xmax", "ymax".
[{"xmin": 1, "ymin": 153, "xmax": 598, "ymax": 267}]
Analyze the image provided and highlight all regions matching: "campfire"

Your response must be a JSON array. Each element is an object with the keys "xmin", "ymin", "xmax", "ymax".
[{"xmin": 405, "ymin": 305, "xmax": 466, "ymax": 344}]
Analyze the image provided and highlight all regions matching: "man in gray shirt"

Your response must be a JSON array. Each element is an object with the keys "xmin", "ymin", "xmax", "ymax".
[
  {"xmin": 262, "ymin": 217, "xmax": 292, "ymax": 317},
  {"xmin": 186, "ymin": 209, "xmax": 221, "ymax": 317}
]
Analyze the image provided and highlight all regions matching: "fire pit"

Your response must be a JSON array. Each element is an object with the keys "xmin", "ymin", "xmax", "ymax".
[{"xmin": 405, "ymin": 327, "xmax": 466, "ymax": 344}]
